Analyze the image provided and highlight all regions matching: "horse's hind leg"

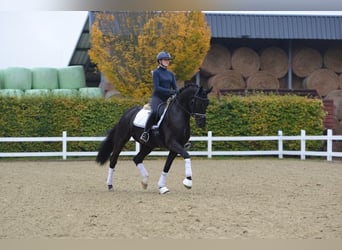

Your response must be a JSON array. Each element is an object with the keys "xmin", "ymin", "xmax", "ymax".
[{"xmin": 107, "ymin": 134, "xmax": 130, "ymax": 191}]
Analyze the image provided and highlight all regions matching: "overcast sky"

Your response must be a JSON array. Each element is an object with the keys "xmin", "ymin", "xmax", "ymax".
[
  {"xmin": 0, "ymin": 11, "xmax": 88, "ymax": 68},
  {"xmin": 0, "ymin": 11, "xmax": 341, "ymax": 69}
]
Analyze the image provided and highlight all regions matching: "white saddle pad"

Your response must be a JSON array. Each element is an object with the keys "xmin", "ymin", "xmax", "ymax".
[{"xmin": 133, "ymin": 108, "xmax": 151, "ymax": 128}]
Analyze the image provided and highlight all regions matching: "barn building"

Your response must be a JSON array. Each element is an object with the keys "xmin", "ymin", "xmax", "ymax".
[{"xmin": 69, "ymin": 11, "xmax": 342, "ymax": 131}]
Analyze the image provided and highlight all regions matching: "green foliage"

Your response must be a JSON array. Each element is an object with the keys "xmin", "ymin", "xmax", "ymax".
[
  {"xmin": 192, "ymin": 94, "xmax": 326, "ymax": 151},
  {"xmin": 138, "ymin": 11, "xmax": 211, "ymax": 83},
  {"xmin": 0, "ymin": 96, "xmax": 141, "ymax": 153},
  {"xmin": 0, "ymin": 94, "xmax": 325, "ymax": 154},
  {"xmin": 88, "ymin": 11, "xmax": 211, "ymax": 98}
]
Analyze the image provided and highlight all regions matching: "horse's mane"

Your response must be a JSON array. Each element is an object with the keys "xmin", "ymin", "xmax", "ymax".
[{"xmin": 178, "ymin": 83, "xmax": 198, "ymax": 94}]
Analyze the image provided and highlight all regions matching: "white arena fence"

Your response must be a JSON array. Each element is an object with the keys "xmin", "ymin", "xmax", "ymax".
[{"xmin": 0, "ymin": 129, "xmax": 341, "ymax": 161}]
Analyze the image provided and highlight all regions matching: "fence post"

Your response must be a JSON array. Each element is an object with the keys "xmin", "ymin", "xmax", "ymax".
[
  {"xmin": 327, "ymin": 129, "xmax": 333, "ymax": 161},
  {"xmin": 135, "ymin": 139, "xmax": 140, "ymax": 155},
  {"xmin": 62, "ymin": 131, "xmax": 67, "ymax": 160},
  {"xmin": 208, "ymin": 131, "xmax": 212, "ymax": 159},
  {"xmin": 300, "ymin": 130, "xmax": 306, "ymax": 160},
  {"xmin": 278, "ymin": 130, "xmax": 283, "ymax": 159}
]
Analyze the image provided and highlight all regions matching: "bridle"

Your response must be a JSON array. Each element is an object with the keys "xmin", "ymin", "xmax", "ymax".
[{"xmin": 174, "ymin": 88, "xmax": 208, "ymax": 119}]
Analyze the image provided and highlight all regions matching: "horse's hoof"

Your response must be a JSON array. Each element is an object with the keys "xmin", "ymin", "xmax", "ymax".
[
  {"xmin": 108, "ymin": 185, "xmax": 113, "ymax": 192},
  {"xmin": 183, "ymin": 178, "xmax": 192, "ymax": 189},
  {"xmin": 141, "ymin": 179, "xmax": 148, "ymax": 189},
  {"xmin": 159, "ymin": 186, "xmax": 170, "ymax": 194}
]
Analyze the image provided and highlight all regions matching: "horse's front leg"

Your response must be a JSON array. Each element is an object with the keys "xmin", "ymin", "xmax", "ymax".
[
  {"xmin": 166, "ymin": 142, "xmax": 193, "ymax": 190},
  {"xmin": 157, "ymin": 151, "xmax": 177, "ymax": 194}
]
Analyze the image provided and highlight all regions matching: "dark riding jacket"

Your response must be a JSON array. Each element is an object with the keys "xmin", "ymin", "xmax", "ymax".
[{"xmin": 151, "ymin": 66, "xmax": 178, "ymax": 110}]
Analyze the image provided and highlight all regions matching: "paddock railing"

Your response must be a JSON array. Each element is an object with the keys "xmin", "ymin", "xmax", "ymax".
[{"xmin": 0, "ymin": 129, "xmax": 341, "ymax": 161}]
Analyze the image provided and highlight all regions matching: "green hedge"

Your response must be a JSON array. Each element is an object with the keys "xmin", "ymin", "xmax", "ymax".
[
  {"xmin": 0, "ymin": 94, "xmax": 325, "ymax": 153},
  {"xmin": 195, "ymin": 94, "xmax": 325, "ymax": 151}
]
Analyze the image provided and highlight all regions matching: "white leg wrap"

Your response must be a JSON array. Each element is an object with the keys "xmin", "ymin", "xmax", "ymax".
[
  {"xmin": 158, "ymin": 172, "xmax": 168, "ymax": 188},
  {"xmin": 184, "ymin": 158, "xmax": 192, "ymax": 177},
  {"xmin": 137, "ymin": 163, "xmax": 149, "ymax": 178},
  {"xmin": 107, "ymin": 168, "xmax": 114, "ymax": 186}
]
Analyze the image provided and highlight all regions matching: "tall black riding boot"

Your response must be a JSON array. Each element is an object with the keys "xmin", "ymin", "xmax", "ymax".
[{"xmin": 140, "ymin": 112, "xmax": 155, "ymax": 143}]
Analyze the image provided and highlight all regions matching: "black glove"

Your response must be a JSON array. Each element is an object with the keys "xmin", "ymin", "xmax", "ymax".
[{"xmin": 170, "ymin": 90, "xmax": 177, "ymax": 95}]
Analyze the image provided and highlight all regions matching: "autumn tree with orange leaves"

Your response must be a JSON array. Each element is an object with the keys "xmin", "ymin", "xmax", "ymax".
[{"xmin": 89, "ymin": 11, "xmax": 211, "ymax": 98}]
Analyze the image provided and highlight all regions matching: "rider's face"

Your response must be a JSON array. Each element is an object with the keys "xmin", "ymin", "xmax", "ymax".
[{"xmin": 160, "ymin": 59, "xmax": 170, "ymax": 67}]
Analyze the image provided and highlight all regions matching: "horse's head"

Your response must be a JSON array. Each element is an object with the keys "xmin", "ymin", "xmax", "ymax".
[
  {"xmin": 189, "ymin": 85, "xmax": 212, "ymax": 128},
  {"xmin": 175, "ymin": 83, "xmax": 212, "ymax": 128}
]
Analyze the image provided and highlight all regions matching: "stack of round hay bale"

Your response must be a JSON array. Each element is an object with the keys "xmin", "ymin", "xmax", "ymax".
[
  {"xmin": 200, "ymin": 45, "xmax": 284, "ymax": 96},
  {"xmin": 291, "ymin": 46, "xmax": 341, "ymax": 97},
  {"xmin": 200, "ymin": 44, "xmax": 342, "ymax": 97}
]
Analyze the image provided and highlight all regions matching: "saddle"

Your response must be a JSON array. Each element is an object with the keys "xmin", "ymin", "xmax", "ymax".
[{"xmin": 133, "ymin": 101, "xmax": 169, "ymax": 129}]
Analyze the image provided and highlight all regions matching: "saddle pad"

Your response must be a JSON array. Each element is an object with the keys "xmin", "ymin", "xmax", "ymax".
[{"xmin": 133, "ymin": 108, "xmax": 151, "ymax": 128}]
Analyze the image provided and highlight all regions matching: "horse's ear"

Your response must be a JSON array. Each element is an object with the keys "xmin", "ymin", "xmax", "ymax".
[{"xmin": 206, "ymin": 86, "xmax": 213, "ymax": 94}]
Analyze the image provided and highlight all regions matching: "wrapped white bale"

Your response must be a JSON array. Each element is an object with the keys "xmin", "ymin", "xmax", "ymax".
[
  {"xmin": 52, "ymin": 89, "xmax": 78, "ymax": 97},
  {"xmin": 32, "ymin": 68, "xmax": 59, "ymax": 89},
  {"xmin": 4, "ymin": 67, "xmax": 32, "ymax": 90},
  {"xmin": 0, "ymin": 69, "xmax": 4, "ymax": 89},
  {"xmin": 79, "ymin": 87, "xmax": 103, "ymax": 98},
  {"xmin": 58, "ymin": 66, "xmax": 86, "ymax": 89},
  {"xmin": 0, "ymin": 89, "xmax": 24, "ymax": 97},
  {"xmin": 25, "ymin": 89, "xmax": 51, "ymax": 97}
]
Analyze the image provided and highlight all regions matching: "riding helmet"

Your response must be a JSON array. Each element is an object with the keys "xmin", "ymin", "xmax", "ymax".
[{"xmin": 156, "ymin": 51, "xmax": 172, "ymax": 62}]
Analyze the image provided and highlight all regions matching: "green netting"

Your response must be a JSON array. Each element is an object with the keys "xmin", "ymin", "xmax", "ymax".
[
  {"xmin": 79, "ymin": 87, "xmax": 103, "ymax": 98},
  {"xmin": 4, "ymin": 67, "xmax": 32, "ymax": 90},
  {"xmin": 52, "ymin": 89, "xmax": 79, "ymax": 97},
  {"xmin": 58, "ymin": 66, "xmax": 86, "ymax": 89},
  {"xmin": 32, "ymin": 68, "xmax": 59, "ymax": 89},
  {"xmin": 0, "ymin": 89, "xmax": 24, "ymax": 97},
  {"xmin": 25, "ymin": 89, "xmax": 51, "ymax": 97}
]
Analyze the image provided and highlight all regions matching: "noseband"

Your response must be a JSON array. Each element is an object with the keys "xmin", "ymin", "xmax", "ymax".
[
  {"xmin": 175, "ymin": 92, "xmax": 208, "ymax": 119},
  {"xmin": 191, "ymin": 95, "xmax": 208, "ymax": 119}
]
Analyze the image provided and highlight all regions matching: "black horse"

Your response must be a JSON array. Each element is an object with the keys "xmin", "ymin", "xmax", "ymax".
[{"xmin": 96, "ymin": 83, "xmax": 212, "ymax": 194}]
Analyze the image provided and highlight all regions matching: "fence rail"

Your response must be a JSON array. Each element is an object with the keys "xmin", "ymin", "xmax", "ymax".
[{"xmin": 0, "ymin": 129, "xmax": 341, "ymax": 161}]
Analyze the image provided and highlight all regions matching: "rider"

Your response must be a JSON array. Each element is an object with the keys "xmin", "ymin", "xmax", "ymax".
[{"xmin": 140, "ymin": 51, "xmax": 178, "ymax": 143}]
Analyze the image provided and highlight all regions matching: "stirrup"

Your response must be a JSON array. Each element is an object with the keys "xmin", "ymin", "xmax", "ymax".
[{"xmin": 140, "ymin": 132, "xmax": 149, "ymax": 143}]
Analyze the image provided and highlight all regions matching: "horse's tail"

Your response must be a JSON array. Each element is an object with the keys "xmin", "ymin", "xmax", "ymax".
[{"xmin": 96, "ymin": 125, "xmax": 117, "ymax": 165}]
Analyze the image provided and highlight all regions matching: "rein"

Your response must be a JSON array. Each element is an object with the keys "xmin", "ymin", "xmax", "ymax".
[{"xmin": 174, "ymin": 94, "xmax": 207, "ymax": 119}]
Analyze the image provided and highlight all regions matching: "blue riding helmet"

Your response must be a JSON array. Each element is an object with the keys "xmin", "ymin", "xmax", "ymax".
[{"xmin": 156, "ymin": 51, "xmax": 172, "ymax": 62}]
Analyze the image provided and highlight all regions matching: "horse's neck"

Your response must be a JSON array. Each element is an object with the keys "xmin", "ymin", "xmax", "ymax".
[
  {"xmin": 170, "ymin": 96, "xmax": 191, "ymax": 119},
  {"xmin": 176, "ymin": 89, "xmax": 195, "ymax": 111}
]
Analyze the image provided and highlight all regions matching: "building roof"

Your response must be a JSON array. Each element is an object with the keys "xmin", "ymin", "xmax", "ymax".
[
  {"xmin": 68, "ymin": 16, "xmax": 100, "ymax": 86},
  {"xmin": 206, "ymin": 13, "xmax": 342, "ymax": 40}
]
